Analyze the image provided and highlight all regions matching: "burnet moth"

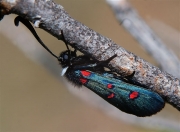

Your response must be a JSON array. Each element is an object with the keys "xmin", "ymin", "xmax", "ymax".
[
  {"xmin": 14, "ymin": 16, "xmax": 165, "ymax": 117},
  {"xmin": 58, "ymin": 50, "xmax": 165, "ymax": 117}
]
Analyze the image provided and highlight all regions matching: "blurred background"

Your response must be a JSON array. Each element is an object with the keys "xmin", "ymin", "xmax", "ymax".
[{"xmin": 0, "ymin": 0, "xmax": 179, "ymax": 132}]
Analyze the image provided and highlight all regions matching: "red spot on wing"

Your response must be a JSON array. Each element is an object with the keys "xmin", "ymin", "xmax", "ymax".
[
  {"xmin": 80, "ymin": 78, "xmax": 88, "ymax": 84},
  {"xmin": 107, "ymin": 84, "xmax": 113, "ymax": 89},
  {"xmin": 81, "ymin": 70, "xmax": 91, "ymax": 76},
  {"xmin": 107, "ymin": 93, "xmax": 115, "ymax": 98},
  {"xmin": 129, "ymin": 91, "xmax": 139, "ymax": 99}
]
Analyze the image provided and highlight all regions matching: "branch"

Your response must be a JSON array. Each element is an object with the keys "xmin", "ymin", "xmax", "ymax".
[
  {"xmin": 106, "ymin": 0, "xmax": 180, "ymax": 79},
  {"xmin": 0, "ymin": 0, "xmax": 180, "ymax": 111}
]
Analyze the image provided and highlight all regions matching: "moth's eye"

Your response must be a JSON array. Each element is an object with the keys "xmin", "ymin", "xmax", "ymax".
[{"xmin": 64, "ymin": 54, "xmax": 69, "ymax": 60}]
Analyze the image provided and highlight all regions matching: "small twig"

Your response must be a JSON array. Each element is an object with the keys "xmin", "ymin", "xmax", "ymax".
[{"xmin": 0, "ymin": 0, "xmax": 180, "ymax": 112}]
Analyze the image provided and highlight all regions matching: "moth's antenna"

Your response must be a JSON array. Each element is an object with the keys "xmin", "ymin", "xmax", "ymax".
[
  {"xmin": 60, "ymin": 30, "xmax": 76, "ymax": 58},
  {"xmin": 60, "ymin": 30, "xmax": 70, "ymax": 51},
  {"xmin": 14, "ymin": 16, "xmax": 58, "ymax": 59}
]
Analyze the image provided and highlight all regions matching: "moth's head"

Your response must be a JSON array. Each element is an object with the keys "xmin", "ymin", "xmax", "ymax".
[{"xmin": 58, "ymin": 50, "xmax": 76, "ymax": 68}]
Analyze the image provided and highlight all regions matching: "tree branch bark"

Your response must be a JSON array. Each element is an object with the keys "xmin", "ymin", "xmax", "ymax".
[{"xmin": 0, "ymin": 0, "xmax": 180, "ymax": 111}]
